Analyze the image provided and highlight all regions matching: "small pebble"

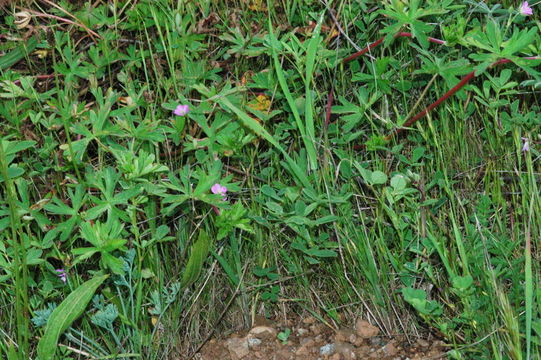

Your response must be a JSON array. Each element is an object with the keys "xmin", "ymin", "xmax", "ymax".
[
  {"xmin": 320, "ymin": 343, "xmax": 336, "ymax": 356},
  {"xmin": 247, "ymin": 338, "xmax": 262, "ymax": 348},
  {"xmin": 417, "ymin": 339, "xmax": 429, "ymax": 348},
  {"xmin": 355, "ymin": 319, "xmax": 380, "ymax": 338},
  {"xmin": 369, "ymin": 336, "xmax": 385, "ymax": 347}
]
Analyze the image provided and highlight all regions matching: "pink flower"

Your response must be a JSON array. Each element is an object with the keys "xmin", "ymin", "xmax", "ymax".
[
  {"xmin": 520, "ymin": 1, "xmax": 533, "ymax": 16},
  {"xmin": 522, "ymin": 137, "xmax": 530, "ymax": 152},
  {"xmin": 55, "ymin": 269, "xmax": 67, "ymax": 283},
  {"xmin": 173, "ymin": 104, "xmax": 189, "ymax": 116},
  {"xmin": 211, "ymin": 183, "xmax": 228, "ymax": 200}
]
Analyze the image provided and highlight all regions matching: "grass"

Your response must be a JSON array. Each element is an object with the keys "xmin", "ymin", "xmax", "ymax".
[{"xmin": 0, "ymin": 0, "xmax": 540, "ymax": 359}]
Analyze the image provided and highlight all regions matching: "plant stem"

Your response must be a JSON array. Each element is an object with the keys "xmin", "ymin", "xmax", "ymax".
[{"xmin": 0, "ymin": 140, "xmax": 29, "ymax": 359}]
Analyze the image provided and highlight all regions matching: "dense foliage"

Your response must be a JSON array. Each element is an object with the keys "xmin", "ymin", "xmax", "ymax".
[{"xmin": 0, "ymin": 0, "xmax": 540, "ymax": 359}]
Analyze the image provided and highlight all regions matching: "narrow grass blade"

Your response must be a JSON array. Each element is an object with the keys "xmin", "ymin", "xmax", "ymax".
[
  {"xmin": 525, "ymin": 218, "xmax": 533, "ymax": 360},
  {"xmin": 267, "ymin": 18, "xmax": 318, "ymax": 172},
  {"xmin": 211, "ymin": 249, "xmax": 240, "ymax": 286},
  {"xmin": 219, "ymin": 97, "xmax": 312, "ymax": 189},
  {"xmin": 303, "ymin": 13, "xmax": 324, "ymax": 171},
  {"xmin": 37, "ymin": 274, "xmax": 109, "ymax": 360},
  {"xmin": 450, "ymin": 211, "xmax": 470, "ymax": 276}
]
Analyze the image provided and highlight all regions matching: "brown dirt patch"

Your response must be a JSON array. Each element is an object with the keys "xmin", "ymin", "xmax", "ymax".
[{"xmin": 191, "ymin": 317, "xmax": 447, "ymax": 360}]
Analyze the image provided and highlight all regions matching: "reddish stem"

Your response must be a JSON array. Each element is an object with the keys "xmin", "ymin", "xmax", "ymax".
[
  {"xmin": 385, "ymin": 70, "xmax": 476, "ymax": 141},
  {"xmin": 338, "ymin": 31, "xmax": 540, "ymax": 148},
  {"xmin": 383, "ymin": 56, "xmax": 539, "ymax": 141},
  {"xmin": 342, "ymin": 33, "xmax": 446, "ymax": 64},
  {"xmin": 397, "ymin": 32, "xmax": 446, "ymax": 45},
  {"xmin": 14, "ymin": 74, "xmax": 57, "ymax": 86},
  {"xmin": 342, "ymin": 37, "xmax": 385, "ymax": 63}
]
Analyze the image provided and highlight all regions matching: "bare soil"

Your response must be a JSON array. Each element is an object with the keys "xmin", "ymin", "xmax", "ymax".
[{"xmin": 192, "ymin": 316, "xmax": 447, "ymax": 360}]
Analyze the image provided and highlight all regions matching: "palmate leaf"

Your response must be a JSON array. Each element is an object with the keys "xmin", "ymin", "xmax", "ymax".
[
  {"xmin": 502, "ymin": 27, "xmax": 538, "ymax": 57},
  {"xmin": 467, "ymin": 22, "xmax": 538, "ymax": 61},
  {"xmin": 75, "ymin": 219, "xmax": 127, "ymax": 274},
  {"xmin": 44, "ymin": 185, "xmax": 86, "ymax": 242},
  {"xmin": 37, "ymin": 275, "xmax": 108, "ymax": 360},
  {"xmin": 380, "ymin": 0, "xmax": 447, "ymax": 47},
  {"xmin": 86, "ymin": 167, "xmax": 142, "ymax": 221}
]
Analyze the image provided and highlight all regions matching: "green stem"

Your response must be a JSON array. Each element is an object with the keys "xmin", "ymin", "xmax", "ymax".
[{"xmin": 0, "ymin": 140, "xmax": 29, "ymax": 359}]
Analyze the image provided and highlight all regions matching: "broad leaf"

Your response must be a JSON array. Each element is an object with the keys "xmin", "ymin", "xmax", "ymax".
[
  {"xmin": 180, "ymin": 230, "xmax": 211, "ymax": 288},
  {"xmin": 37, "ymin": 274, "xmax": 108, "ymax": 360}
]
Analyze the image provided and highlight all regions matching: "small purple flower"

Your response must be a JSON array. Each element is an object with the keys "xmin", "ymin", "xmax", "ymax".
[
  {"xmin": 522, "ymin": 137, "xmax": 530, "ymax": 152},
  {"xmin": 211, "ymin": 183, "xmax": 228, "ymax": 200},
  {"xmin": 173, "ymin": 104, "xmax": 189, "ymax": 116},
  {"xmin": 520, "ymin": 1, "xmax": 533, "ymax": 16},
  {"xmin": 55, "ymin": 269, "xmax": 67, "ymax": 283}
]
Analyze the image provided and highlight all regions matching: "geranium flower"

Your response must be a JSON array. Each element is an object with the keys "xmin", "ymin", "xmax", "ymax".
[
  {"xmin": 211, "ymin": 183, "xmax": 228, "ymax": 200},
  {"xmin": 522, "ymin": 137, "xmax": 530, "ymax": 152},
  {"xmin": 173, "ymin": 104, "xmax": 189, "ymax": 116},
  {"xmin": 520, "ymin": 1, "xmax": 533, "ymax": 16},
  {"xmin": 55, "ymin": 269, "xmax": 67, "ymax": 283}
]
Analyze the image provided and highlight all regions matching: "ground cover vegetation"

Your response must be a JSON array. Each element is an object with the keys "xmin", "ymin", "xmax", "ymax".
[{"xmin": 0, "ymin": 0, "xmax": 540, "ymax": 358}]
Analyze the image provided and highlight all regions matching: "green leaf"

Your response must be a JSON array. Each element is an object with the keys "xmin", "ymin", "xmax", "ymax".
[
  {"xmin": 37, "ymin": 274, "xmax": 108, "ymax": 360},
  {"xmin": 266, "ymin": 201, "xmax": 284, "ymax": 215},
  {"xmin": 303, "ymin": 13, "xmax": 324, "ymax": 171},
  {"xmin": 3, "ymin": 140, "xmax": 36, "ymax": 156},
  {"xmin": 219, "ymin": 96, "xmax": 312, "ymax": 189},
  {"xmin": 5, "ymin": 343, "xmax": 18, "ymax": 360},
  {"xmin": 180, "ymin": 230, "xmax": 211, "ymax": 289},
  {"xmin": 402, "ymin": 287, "xmax": 443, "ymax": 316},
  {"xmin": 390, "ymin": 174, "xmax": 407, "ymax": 191},
  {"xmin": 371, "ymin": 171, "xmax": 388, "ymax": 185},
  {"xmin": 0, "ymin": 166, "xmax": 25, "ymax": 182},
  {"xmin": 502, "ymin": 27, "xmax": 538, "ymax": 57},
  {"xmin": 102, "ymin": 252, "xmax": 125, "ymax": 275},
  {"xmin": 307, "ymin": 248, "xmax": 337, "ymax": 258},
  {"xmin": 0, "ymin": 37, "xmax": 38, "ymax": 70}
]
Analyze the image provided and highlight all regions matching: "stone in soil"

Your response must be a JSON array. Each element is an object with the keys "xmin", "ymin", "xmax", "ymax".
[
  {"xmin": 382, "ymin": 340, "xmax": 399, "ymax": 357},
  {"xmin": 335, "ymin": 341, "xmax": 357, "ymax": 360},
  {"xmin": 248, "ymin": 325, "xmax": 277, "ymax": 340},
  {"xmin": 225, "ymin": 337, "xmax": 249, "ymax": 360},
  {"xmin": 320, "ymin": 343, "xmax": 336, "ymax": 356},
  {"xmin": 302, "ymin": 316, "xmax": 317, "ymax": 325},
  {"xmin": 334, "ymin": 329, "xmax": 358, "ymax": 345},
  {"xmin": 355, "ymin": 319, "xmax": 380, "ymax": 339},
  {"xmin": 247, "ymin": 337, "xmax": 262, "ymax": 349}
]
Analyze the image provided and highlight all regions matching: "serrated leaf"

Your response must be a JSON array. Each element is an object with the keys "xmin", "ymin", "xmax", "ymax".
[
  {"xmin": 502, "ymin": 28, "xmax": 538, "ymax": 57},
  {"xmin": 37, "ymin": 274, "xmax": 108, "ymax": 360}
]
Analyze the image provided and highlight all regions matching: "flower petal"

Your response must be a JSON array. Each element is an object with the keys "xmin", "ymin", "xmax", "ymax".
[{"xmin": 173, "ymin": 104, "xmax": 189, "ymax": 116}]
